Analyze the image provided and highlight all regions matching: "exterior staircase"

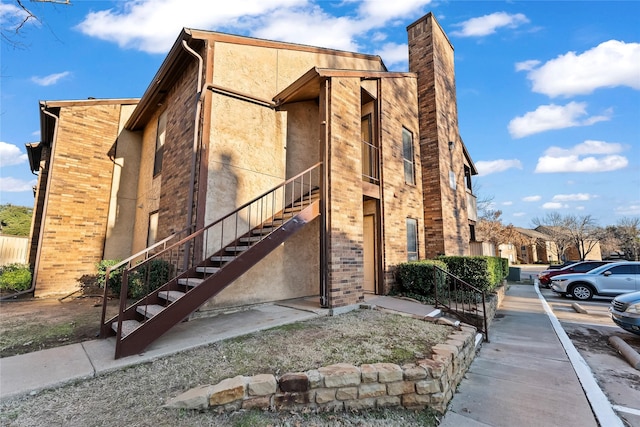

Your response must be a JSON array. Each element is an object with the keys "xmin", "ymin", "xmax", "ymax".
[{"xmin": 100, "ymin": 163, "xmax": 321, "ymax": 359}]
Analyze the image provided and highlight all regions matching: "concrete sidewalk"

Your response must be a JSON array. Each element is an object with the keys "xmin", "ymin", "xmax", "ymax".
[
  {"xmin": 440, "ymin": 284, "xmax": 620, "ymax": 427},
  {"xmin": 0, "ymin": 298, "xmax": 327, "ymax": 401}
]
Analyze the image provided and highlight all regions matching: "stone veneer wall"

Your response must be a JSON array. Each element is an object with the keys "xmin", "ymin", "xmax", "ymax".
[{"xmin": 165, "ymin": 322, "xmax": 478, "ymax": 414}]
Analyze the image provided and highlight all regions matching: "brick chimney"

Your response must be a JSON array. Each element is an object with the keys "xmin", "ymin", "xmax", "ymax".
[{"xmin": 408, "ymin": 13, "xmax": 470, "ymax": 257}]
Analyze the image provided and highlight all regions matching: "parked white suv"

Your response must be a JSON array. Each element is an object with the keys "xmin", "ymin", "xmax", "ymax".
[{"xmin": 550, "ymin": 261, "xmax": 640, "ymax": 300}]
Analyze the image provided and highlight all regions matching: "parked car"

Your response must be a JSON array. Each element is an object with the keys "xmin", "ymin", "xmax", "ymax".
[
  {"xmin": 610, "ymin": 291, "xmax": 640, "ymax": 335},
  {"xmin": 550, "ymin": 261, "xmax": 640, "ymax": 300},
  {"xmin": 538, "ymin": 260, "xmax": 613, "ymax": 288},
  {"xmin": 547, "ymin": 261, "xmax": 579, "ymax": 270}
]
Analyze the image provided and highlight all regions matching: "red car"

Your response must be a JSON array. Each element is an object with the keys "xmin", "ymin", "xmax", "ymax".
[{"xmin": 538, "ymin": 261, "xmax": 613, "ymax": 287}]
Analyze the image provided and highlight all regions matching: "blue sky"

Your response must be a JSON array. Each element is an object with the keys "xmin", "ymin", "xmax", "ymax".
[{"xmin": 1, "ymin": 0, "xmax": 639, "ymax": 229}]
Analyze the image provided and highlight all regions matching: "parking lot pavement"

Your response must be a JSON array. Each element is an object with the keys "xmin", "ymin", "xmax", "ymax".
[{"xmin": 538, "ymin": 287, "xmax": 640, "ymax": 426}]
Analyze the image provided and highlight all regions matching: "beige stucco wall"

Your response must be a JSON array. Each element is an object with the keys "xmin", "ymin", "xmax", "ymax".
[
  {"xmin": 104, "ymin": 104, "xmax": 141, "ymax": 260},
  {"xmin": 199, "ymin": 41, "xmax": 382, "ymax": 308},
  {"xmin": 131, "ymin": 109, "xmax": 163, "ymax": 254},
  {"xmin": 212, "ymin": 42, "xmax": 385, "ymax": 99}
]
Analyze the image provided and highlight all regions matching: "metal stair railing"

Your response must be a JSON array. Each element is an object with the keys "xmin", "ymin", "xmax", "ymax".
[
  {"xmin": 100, "ymin": 162, "xmax": 322, "ymax": 343},
  {"xmin": 432, "ymin": 265, "xmax": 489, "ymax": 342}
]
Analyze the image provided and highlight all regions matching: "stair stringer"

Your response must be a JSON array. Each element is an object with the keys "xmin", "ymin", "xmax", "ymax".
[{"xmin": 113, "ymin": 200, "xmax": 320, "ymax": 359}]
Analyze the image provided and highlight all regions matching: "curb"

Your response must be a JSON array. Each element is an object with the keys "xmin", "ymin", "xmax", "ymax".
[{"xmin": 534, "ymin": 283, "xmax": 624, "ymax": 427}]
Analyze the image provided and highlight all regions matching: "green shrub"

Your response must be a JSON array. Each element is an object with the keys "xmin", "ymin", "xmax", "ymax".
[
  {"xmin": 395, "ymin": 260, "xmax": 447, "ymax": 297},
  {"xmin": 438, "ymin": 256, "xmax": 505, "ymax": 293},
  {"xmin": 96, "ymin": 259, "xmax": 124, "ymax": 295},
  {"xmin": 0, "ymin": 263, "xmax": 32, "ymax": 292},
  {"xmin": 129, "ymin": 259, "xmax": 173, "ymax": 299},
  {"xmin": 98, "ymin": 258, "xmax": 173, "ymax": 299}
]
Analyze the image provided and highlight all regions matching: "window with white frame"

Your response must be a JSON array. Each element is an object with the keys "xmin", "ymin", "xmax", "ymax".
[
  {"xmin": 153, "ymin": 110, "xmax": 167, "ymax": 177},
  {"xmin": 407, "ymin": 218, "xmax": 418, "ymax": 261},
  {"xmin": 402, "ymin": 128, "xmax": 415, "ymax": 185}
]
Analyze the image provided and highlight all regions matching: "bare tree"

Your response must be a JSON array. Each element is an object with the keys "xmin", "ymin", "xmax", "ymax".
[
  {"xmin": 1, "ymin": 0, "xmax": 69, "ymax": 46},
  {"xmin": 564, "ymin": 215, "xmax": 604, "ymax": 260},
  {"xmin": 532, "ymin": 212, "xmax": 574, "ymax": 261},
  {"xmin": 605, "ymin": 217, "xmax": 640, "ymax": 260},
  {"xmin": 533, "ymin": 213, "xmax": 604, "ymax": 261},
  {"xmin": 476, "ymin": 209, "xmax": 526, "ymax": 256}
]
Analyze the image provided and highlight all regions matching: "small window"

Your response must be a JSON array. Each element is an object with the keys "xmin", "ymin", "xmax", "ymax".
[
  {"xmin": 147, "ymin": 211, "xmax": 159, "ymax": 247},
  {"xmin": 464, "ymin": 165, "xmax": 473, "ymax": 191},
  {"xmin": 402, "ymin": 128, "xmax": 415, "ymax": 185},
  {"xmin": 153, "ymin": 110, "xmax": 167, "ymax": 177},
  {"xmin": 469, "ymin": 224, "xmax": 476, "ymax": 242},
  {"xmin": 406, "ymin": 218, "xmax": 418, "ymax": 261},
  {"xmin": 449, "ymin": 170, "xmax": 457, "ymax": 190}
]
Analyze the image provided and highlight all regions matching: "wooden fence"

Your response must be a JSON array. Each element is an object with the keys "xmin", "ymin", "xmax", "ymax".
[{"xmin": 0, "ymin": 235, "xmax": 29, "ymax": 266}]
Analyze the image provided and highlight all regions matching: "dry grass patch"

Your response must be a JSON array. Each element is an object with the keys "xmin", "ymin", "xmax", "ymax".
[{"xmin": 1, "ymin": 309, "xmax": 452, "ymax": 426}]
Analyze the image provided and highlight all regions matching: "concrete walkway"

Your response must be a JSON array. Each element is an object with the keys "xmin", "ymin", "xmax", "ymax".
[{"xmin": 440, "ymin": 284, "xmax": 622, "ymax": 427}]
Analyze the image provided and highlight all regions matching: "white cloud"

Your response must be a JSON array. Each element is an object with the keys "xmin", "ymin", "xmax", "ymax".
[
  {"xmin": 502, "ymin": 201, "xmax": 513, "ymax": 206},
  {"xmin": 522, "ymin": 195, "xmax": 541, "ymax": 202},
  {"xmin": 252, "ymin": 8, "xmax": 362, "ymax": 51},
  {"xmin": 513, "ymin": 212, "xmax": 526, "ymax": 217},
  {"xmin": 375, "ymin": 42, "xmax": 408, "ymax": 68},
  {"xmin": 552, "ymin": 193, "xmax": 593, "ymax": 202},
  {"xmin": 616, "ymin": 204, "xmax": 640, "ymax": 216},
  {"xmin": 536, "ymin": 155, "xmax": 628, "ymax": 173},
  {"xmin": 508, "ymin": 101, "xmax": 612, "ymax": 139},
  {"xmin": 31, "ymin": 71, "xmax": 71, "ymax": 87},
  {"xmin": 356, "ymin": 0, "xmax": 433, "ymax": 26},
  {"xmin": 515, "ymin": 60, "xmax": 540, "ymax": 72},
  {"xmin": 542, "ymin": 202, "xmax": 569, "ymax": 209},
  {"xmin": 535, "ymin": 140, "xmax": 629, "ymax": 173},
  {"xmin": 75, "ymin": 0, "xmax": 433, "ymax": 54},
  {"xmin": 522, "ymin": 40, "xmax": 640, "ymax": 97},
  {"xmin": 0, "ymin": 2, "xmax": 36, "ymax": 31},
  {"xmin": 544, "ymin": 140, "xmax": 624, "ymax": 157},
  {"xmin": 76, "ymin": 0, "xmax": 310, "ymax": 53},
  {"xmin": 0, "ymin": 177, "xmax": 36, "ymax": 192},
  {"xmin": 451, "ymin": 12, "xmax": 529, "ymax": 37},
  {"xmin": 0, "ymin": 141, "xmax": 28, "ymax": 167},
  {"xmin": 475, "ymin": 159, "xmax": 522, "ymax": 176}
]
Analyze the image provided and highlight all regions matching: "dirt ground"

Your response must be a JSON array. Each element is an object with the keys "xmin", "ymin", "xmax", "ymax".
[
  {"xmin": 0, "ymin": 295, "xmax": 120, "ymax": 357},
  {"xmin": 564, "ymin": 324, "xmax": 640, "ymax": 427},
  {"xmin": 0, "ymin": 305, "xmax": 452, "ymax": 427}
]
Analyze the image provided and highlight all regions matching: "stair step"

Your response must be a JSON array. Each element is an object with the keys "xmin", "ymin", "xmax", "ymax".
[
  {"xmin": 178, "ymin": 277, "xmax": 205, "ymax": 287},
  {"xmin": 113, "ymin": 319, "xmax": 141, "ymax": 338},
  {"xmin": 225, "ymin": 246, "xmax": 250, "ymax": 252},
  {"xmin": 252, "ymin": 227, "xmax": 276, "ymax": 235},
  {"xmin": 284, "ymin": 205, "xmax": 304, "ymax": 213},
  {"xmin": 210, "ymin": 256, "xmax": 235, "ymax": 262},
  {"xmin": 195, "ymin": 266, "xmax": 220, "ymax": 274},
  {"xmin": 158, "ymin": 290, "xmax": 185, "ymax": 302},
  {"xmin": 136, "ymin": 304, "xmax": 164, "ymax": 319},
  {"xmin": 239, "ymin": 236, "xmax": 263, "ymax": 243}
]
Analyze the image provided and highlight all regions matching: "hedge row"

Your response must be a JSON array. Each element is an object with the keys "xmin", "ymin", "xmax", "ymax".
[{"xmin": 395, "ymin": 256, "xmax": 507, "ymax": 299}]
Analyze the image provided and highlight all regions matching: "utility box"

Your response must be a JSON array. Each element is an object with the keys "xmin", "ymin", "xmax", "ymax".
[{"xmin": 507, "ymin": 267, "xmax": 521, "ymax": 282}]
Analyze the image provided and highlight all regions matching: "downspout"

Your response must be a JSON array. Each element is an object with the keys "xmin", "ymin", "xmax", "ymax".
[
  {"xmin": 320, "ymin": 78, "xmax": 330, "ymax": 308},
  {"xmin": 181, "ymin": 39, "xmax": 205, "ymax": 271},
  {"xmin": 1, "ymin": 105, "xmax": 59, "ymax": 300}
]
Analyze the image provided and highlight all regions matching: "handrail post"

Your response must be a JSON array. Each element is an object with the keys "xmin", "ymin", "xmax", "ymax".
[{"xmin": 100, "ymin": 267, "xmax": 111, "ymax": 337}]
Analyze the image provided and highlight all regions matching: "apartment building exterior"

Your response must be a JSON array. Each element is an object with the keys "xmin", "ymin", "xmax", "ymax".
[{"xmin": 27, "ymin": 13, "xmax": 478, "ymax": 314}]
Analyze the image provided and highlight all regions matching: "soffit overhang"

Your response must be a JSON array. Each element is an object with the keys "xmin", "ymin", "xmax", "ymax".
[{"xmin": 273, "ymin": 67, "xmax": 414, "ymax": 105}]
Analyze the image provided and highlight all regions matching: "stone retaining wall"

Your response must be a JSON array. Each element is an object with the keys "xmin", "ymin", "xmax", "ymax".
[{"xmin": 165, "ymin": 324, "xmax": 478, "ymax": 414}]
